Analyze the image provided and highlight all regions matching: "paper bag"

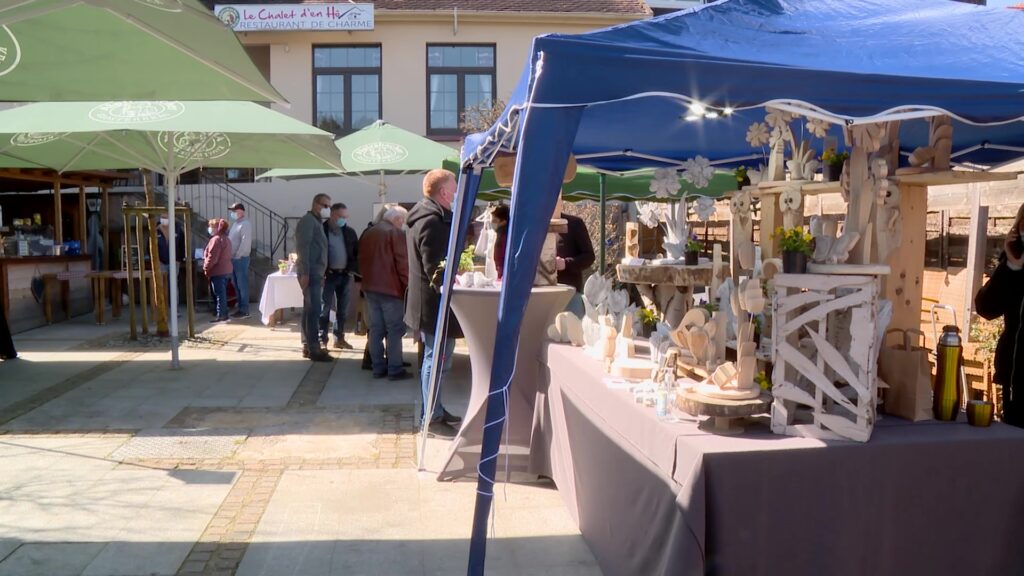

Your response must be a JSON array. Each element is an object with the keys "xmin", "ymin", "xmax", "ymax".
[{"xmin": 877, "ymin": 329, "xmax": 933, "ymax": 422}]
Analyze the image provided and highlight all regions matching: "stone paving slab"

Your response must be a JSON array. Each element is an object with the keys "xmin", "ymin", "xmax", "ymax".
[
  {"xmin": 109, "ymin": 429, "xmax": 247, "ymax": 461},
  {"xmin": 236, "ymin": 470, "xmax": 600, "ymax": 576}
]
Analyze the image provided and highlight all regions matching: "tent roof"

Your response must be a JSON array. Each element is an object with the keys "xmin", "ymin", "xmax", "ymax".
[
  {"xmin": 200, "ymin": 0, "xmax": 651, "ymax": 15},
  {"xmin": 463, "ymin": 0, "xmax": 1024, "ymax": 173}
]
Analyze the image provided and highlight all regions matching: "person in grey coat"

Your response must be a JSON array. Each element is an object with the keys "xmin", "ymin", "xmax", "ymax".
[{"xmin": 295, "ymin": 193, "xmax": 332, "ymax": 362}]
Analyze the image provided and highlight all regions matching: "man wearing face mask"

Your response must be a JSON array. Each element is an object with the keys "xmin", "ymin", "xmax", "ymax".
[
  {"xmin": 227, "ymin": 202, "xmax": 252, "ymax": 319},
  {"xmin": 295, "ymin": 193, "xmax": 333, "ymax": 362},
  {"xmin": 319, "ymin": 202, "xmax": 359, "ymax": 350}
]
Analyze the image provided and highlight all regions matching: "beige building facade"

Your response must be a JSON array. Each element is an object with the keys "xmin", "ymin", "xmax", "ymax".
[{"xmin": 196, "ymin": 1, "xmax": 650, "ymax": 224}]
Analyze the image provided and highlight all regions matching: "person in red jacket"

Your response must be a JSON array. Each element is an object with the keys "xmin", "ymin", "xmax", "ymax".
[
  {"xmin": 491, "ymin": 205, "xmax": 510, "ymax": 280},
  {"xmin": 203, "ymin": 218, "xmax": 233, "ymax": 323}
]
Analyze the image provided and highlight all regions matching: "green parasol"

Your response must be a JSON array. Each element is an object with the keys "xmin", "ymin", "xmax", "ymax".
[
  {"xmin": 0, "ymin": 0, "xmax": 284, "ymax": 102},
  {"xmin": 258, "ymin": 120, "xmax": 458, "ymax": 200},
  {"xmin": 0, "ymin": 100, "xmax": 343, "ymax": 367}
]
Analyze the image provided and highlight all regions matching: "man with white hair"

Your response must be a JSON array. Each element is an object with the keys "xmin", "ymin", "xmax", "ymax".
[{"xmin": 358, "ymin": 205, "xmax": 410, "ymax": 380}]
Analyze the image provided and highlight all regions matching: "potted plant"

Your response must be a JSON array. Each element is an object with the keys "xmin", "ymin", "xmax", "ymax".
[
  {"xmin": 774, "ymin": 226, "xmax": 813, "ymax": 274},
  {"xmin": 734, "ymin": 165, "xmax": 751, "ymax": 189},
  {"xmin": 821, "ymin": 148, "xmax": 849, "ymax": 182},
  {"xmin": 684, "ymin": 233, "xmax": 702, "ymax": 265},
  {"xmin": 637, "ymin": 308, "xmax": 659, "ymax": 338}
]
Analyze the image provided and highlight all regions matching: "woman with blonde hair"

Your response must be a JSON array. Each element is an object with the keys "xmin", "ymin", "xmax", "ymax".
[
  {"xmin": 975, "ymin": 203, "xmax": 1024, "ymax": 427},
  {"xmin": 203, "ymin": 218, "xmax": 233, "ymax": 323}
]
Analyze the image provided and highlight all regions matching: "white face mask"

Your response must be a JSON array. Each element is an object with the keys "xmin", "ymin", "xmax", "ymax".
[
  {"xmin": 159, "ymin": 218, "xmax": 169, "ymax": 226},
  {"xmin": 319, "ymin": 207, "xmax": 331, "ymax": 219}
]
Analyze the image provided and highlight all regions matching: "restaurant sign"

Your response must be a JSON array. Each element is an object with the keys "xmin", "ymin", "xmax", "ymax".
[{"xmin": 214, "ymin": 4, "xmax": 374, "ymax": 31}]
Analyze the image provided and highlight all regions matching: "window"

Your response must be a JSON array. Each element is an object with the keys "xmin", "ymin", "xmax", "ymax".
[
  {"xmin": 426, "ymin": 44, "xmax": 496, "ymax": 135},
  {"xmin": 313, "ymin": 45, "xmax": 381, "ymax": 136}
]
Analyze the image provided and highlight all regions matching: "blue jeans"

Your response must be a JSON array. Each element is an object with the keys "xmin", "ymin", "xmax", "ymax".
[
  {"xmin": 231, "ymin": 256, "xmax": 250, "ymax": 314},
  {"xmin": 319, "ymin": 270, "xmax": 352, "ymax": 342},
  {"xmin": 421, "ymin": 330, "xmax": 456, "ymax": 421},
  {"xmin": 301, "ymin": 275, "xmax": 324, "ymax": 352},
  {"xmin": 365, "ymin": 291, "xmax": 407, "ymax": 376},
  {"xmin": 565, "ymin": 292, "xmax": 585, "ymax": 319},
  {"xmin": 210, "ymin": 275, "xmax": 230, "ymax": 319}
]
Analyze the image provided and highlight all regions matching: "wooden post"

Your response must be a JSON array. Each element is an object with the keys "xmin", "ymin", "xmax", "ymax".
[
  {"xmin": 78, "ymin": 185, "xmax": 87, "ymax": 245},
  {"xmin": 964, "ymin": 184, "xmax": 989, "ymax": 342},
  {"xmin": 184, "ymin": 206, "xmax": 195, "ymax": 338},
  {"xmin": 758, "ymin": 192, "xmax": 784, "ymax": 259},
  {"xmin": 883, "ymin": 184, "xmax": 928, "ymax": 334},
  {"xmin": 102, "ymin": 186, "xmax": 110, "ymax": 271},
  {"xmin": 53, "ymin": 177, "xmax": 63, "ymax": 245},
  {"xmin": 134, "ymin": 213, "xmax": 149, "ymax": 335},
  {"xmin": 939, "ymin": 209, "xmax": 950, "ymax": 269},
  {"xmin": 124, "ymin": 208, "xmax": 137, "ymax": 340}
]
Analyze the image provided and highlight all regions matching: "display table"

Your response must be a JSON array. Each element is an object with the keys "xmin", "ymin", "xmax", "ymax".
[
  {"xmin": 540, "ymin": 342, "xmax": 1024, "ymax": 576},
  {"xmin": 258, "ymin": 272, "xmax": 304, "ymax": 326},
  {"xmin": 438, "ymin": 284, "xmax": 574, "ymax": 481}
]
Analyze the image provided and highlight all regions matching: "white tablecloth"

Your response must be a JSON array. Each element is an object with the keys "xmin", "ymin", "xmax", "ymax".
[{"xmin": 259, "ymin": 272, "xmax": 304, "ymax": 325}]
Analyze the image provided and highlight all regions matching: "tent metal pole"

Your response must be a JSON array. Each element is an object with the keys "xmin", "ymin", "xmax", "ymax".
[{"xmin": 599, "ymin": 173, "xmax": 607, "ymax": 275}]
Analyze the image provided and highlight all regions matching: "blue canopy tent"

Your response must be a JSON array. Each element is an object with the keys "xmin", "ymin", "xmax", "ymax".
[{"xmin": 423, "ymin": 1, "xmax": 1024, "ymax": 573}]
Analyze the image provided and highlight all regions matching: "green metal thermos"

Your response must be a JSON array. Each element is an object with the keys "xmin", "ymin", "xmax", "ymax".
[{"xmin": 933, "ymin": 325, "xmax": 963, "ymax": 421}]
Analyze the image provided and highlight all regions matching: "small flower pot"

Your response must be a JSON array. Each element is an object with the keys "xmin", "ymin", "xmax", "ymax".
[
  {"xmin": 684, "ymin": 250, "xmax": 699, "ymax": 266},
  {"xmin": 824, "ymin": 164, "xmax": 842, "ymax": 182},
  {"xmin": 640, "ymin": 323, "xmax": 654, "ymax": 338},
  {"xmin": 737, "ymin": 176, "xmax": 751, "ymax": 190},
  {"xmin": 782, "ymin": 250, "xmax": 808, "ymax": 274}
]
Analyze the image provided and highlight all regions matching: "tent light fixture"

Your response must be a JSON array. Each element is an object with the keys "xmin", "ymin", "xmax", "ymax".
[
  {"xmin": 705, "ymin": 111, "xmax": 720, "ymax": 119},
  {"xmin": 688, "ymin": 102, "xmax": 706, "ymax": 115},
  {"xmin": 684, "ymin": 114, "xmax": 701, "ymax": 122},
  {"xmin": 723, "ymin": 107, "xmax": 734, "ymax": 116}
]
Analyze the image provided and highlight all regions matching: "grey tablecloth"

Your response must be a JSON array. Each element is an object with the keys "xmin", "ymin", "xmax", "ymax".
[
  {"xmin": 438, "ymin": 285, "xmax": 573, "ymax": 481},
  {"xmin": 541, "ymin": 343, "xmax": 1024, "ymax": 576}
]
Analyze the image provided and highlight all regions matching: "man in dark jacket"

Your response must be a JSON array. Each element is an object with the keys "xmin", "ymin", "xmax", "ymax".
[
  {"xmin": 295, "ymin": 193, "xmax": 332, "ymax": 362},
  {"xmin": 975, "ymin": 204, "xmax": 1024, "ymax": 427},
  {"xmin": 319, "ymin": 202, "xmax": 359, "ymax": 350},
  {"xmin": 556, "ymin": 211, "xmax": 596, "ymax": 317},
  {"xmin": 406, "ymin": 169, "xmax": 463, "ymax": 435}
]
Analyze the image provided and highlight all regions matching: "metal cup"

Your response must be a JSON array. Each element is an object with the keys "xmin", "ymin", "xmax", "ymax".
[{"xmin": 967, "ymin": 400, "xmax": 994, "ymax": 428}]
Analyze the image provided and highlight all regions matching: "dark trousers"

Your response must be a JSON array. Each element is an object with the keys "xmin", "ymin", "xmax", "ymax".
[
  {"xmin": 210, "ymin": 275, "xmax": 230, "ymax": 319},
  {"xmin": 301, "ymin": 277, "xmax": 324, "ymax": 352},
  {"xmin": 0, "ymin": 303, "xmax": 16, "ymax": 359},
  {"xmin": 319, "ymin": 270, "xmax": 352, "ymax": 343}
]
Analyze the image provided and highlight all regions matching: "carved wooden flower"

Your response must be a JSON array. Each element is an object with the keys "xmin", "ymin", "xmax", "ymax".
[
  {"xmin": 746, "ymin": 122, "xmax": 770, "ymax": 147},
  {"xmin": 779, "ymin": 186, "xmax": 802, "ymax": 213},
  {"xmin": 681, "ymin": 155, "xmax": 715, "ymax": 189},
  {"xmin": 637, "ymin": 202, "xmax": 665, "ymax": 228},
  {"xmin": 695, "ymin": 196, "xmax": 717, "ymax": 222},
  {"xmin": 806, "ymin": 117, "xmax": 831, "ymax": 139},
  {"xmin": 765, "ymin": 108, "xmax": 793, "ymax": 129},
  {"xmin": 648, "ymin": 168, "xmax": 681, "ymax": 199}
]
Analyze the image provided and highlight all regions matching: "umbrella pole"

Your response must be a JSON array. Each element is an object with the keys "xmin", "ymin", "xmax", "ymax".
[
  {"xmin": 167, "ymin": 173, "xmax": 181, "ymax": 369},
  {"xmin": 379, "ymin": 170, "xmax": 386, "ymax": 203},
  {"xmin": 599, "ymin": 173, "xmax": 607, "ymax": 275}
]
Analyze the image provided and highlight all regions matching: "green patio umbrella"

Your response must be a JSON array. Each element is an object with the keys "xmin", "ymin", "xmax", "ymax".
[
  {"xmin": 0, "ymin": 0, "xmax": 284, "ymax": 102},
  {"xmin": 258, "ymin": 120, "xmax": 458, "ymax": 200},
  {"xmin": 0, "ymin": 100, "xmax": 343, "ymax": 367}
]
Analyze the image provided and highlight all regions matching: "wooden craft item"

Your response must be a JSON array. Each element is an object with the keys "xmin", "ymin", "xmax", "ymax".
[
  {"xmin": 615, "ymin": 315, "xmax": 636, "ymax": 359},
  {"xmin": 609, "ymin": 357, "xmax": 656, "ymax": 380},
  {"xmin": 712, "ymin": 243, "xmax": 724, "ymax": 295},
  {"xmin": 547, "ymin": 312, "xmax": 584, "ymax": 346}
]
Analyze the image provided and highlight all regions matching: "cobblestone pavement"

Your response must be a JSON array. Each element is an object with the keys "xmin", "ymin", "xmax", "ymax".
[{"xmin": 0, "ymin": 314, "xmax": 597, "ymax": 576}]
